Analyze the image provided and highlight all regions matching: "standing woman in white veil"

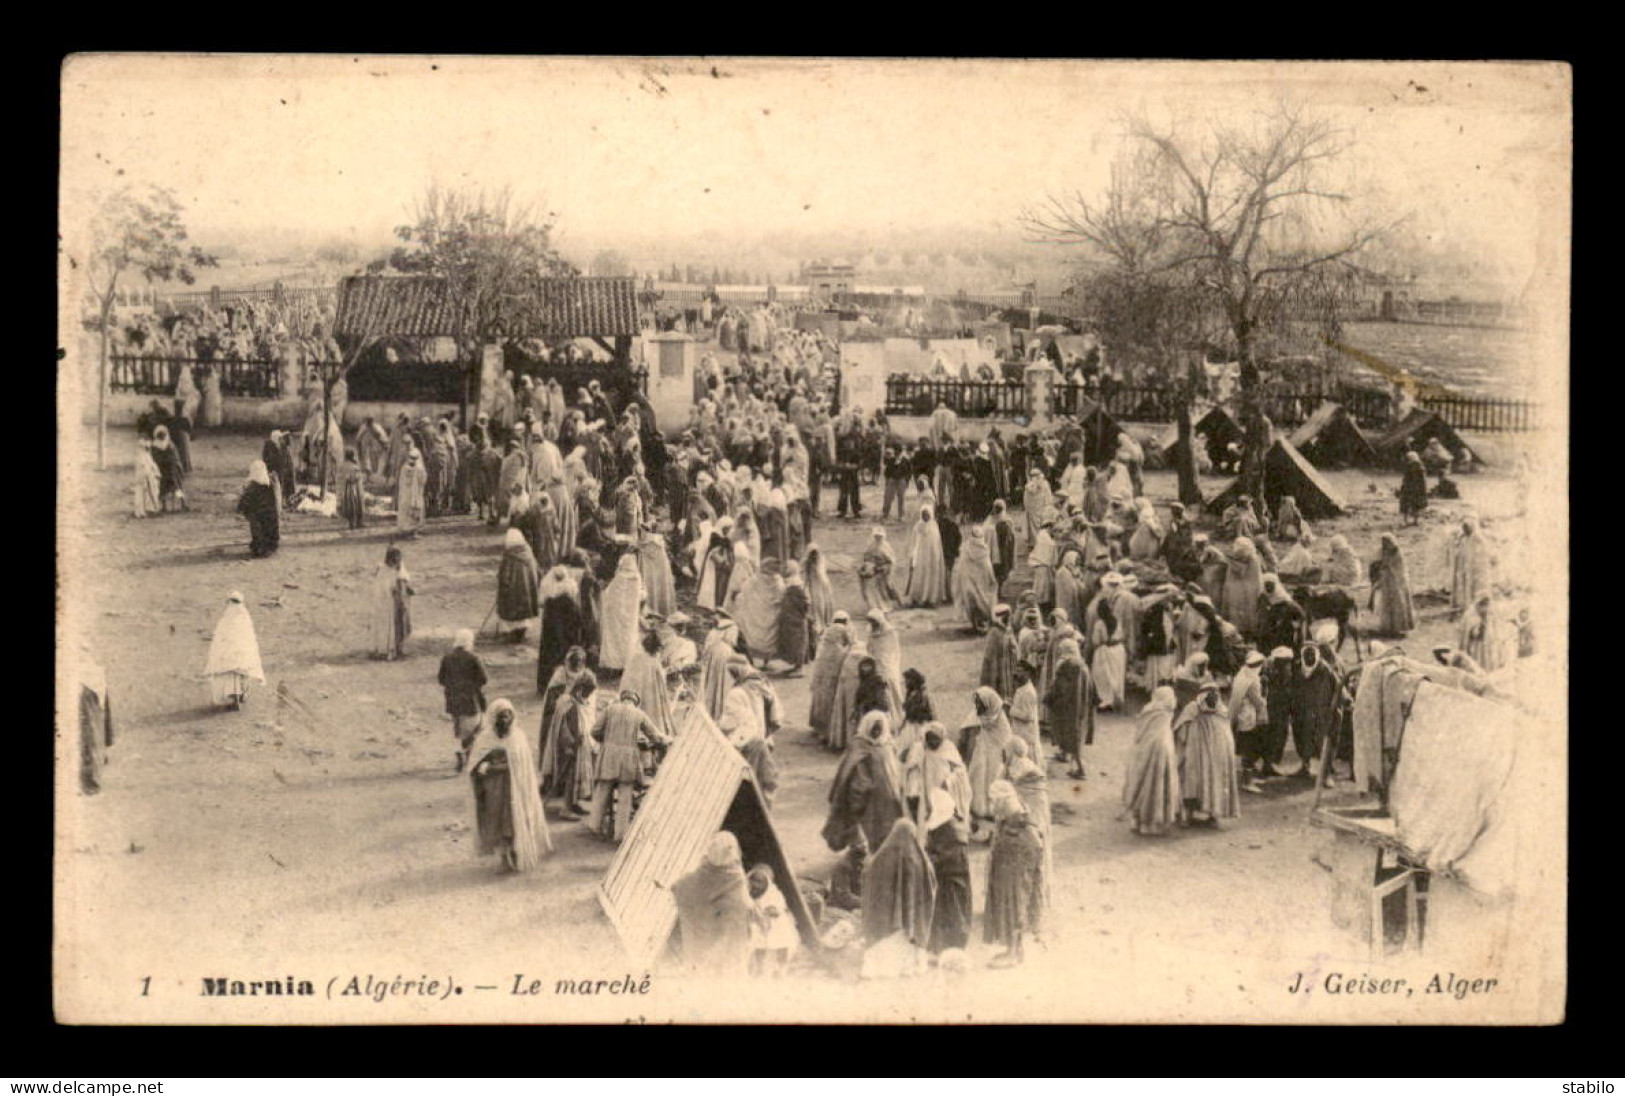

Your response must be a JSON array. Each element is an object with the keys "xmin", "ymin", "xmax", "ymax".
[{"xmin": 471, "ymin": 698, "xmax": 551, "ymax": 873}]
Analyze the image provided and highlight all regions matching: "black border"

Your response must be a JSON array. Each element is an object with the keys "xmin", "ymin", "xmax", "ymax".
[{"xmin": 36, "ymin": 45, "xmax": 1595, "ymax": 1074}]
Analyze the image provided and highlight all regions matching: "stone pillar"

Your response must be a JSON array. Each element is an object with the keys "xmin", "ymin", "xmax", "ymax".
[{"xmin": 1024, "ymin": 362, "xmax": 1057, "ymax": 427}]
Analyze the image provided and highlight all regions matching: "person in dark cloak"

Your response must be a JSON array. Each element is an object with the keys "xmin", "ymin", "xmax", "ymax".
[
  {"xmin": 1044, "ymin": 637, "xmax": 1093, "ymax": 779},
  {"xmin": 822, "ymin": 710, "xmax": 906, "ymax": 854},
  {"xmin": 1261, "ymin": 646, "xmax": 1297, "ymax": 778},
  {"xmin": 979, "ymin": 604, "xmax": 1018, "ymax": 700},
  {"xmin": 967, "ymin": 447, "xmax": 998, "ymax": 523},
  {"xmin": 1398, "ymin": 450, "xmax": 1429, "ymax": 525},
  {"xmin": 167, "ymin": 404, "xmax": 194, "ymax": 474},
  {"xmin": 263, "ymin": 431, "xmax": 296, "ymax": 507},
  {"xmin": 937, "ymin": 508, "xmax": 963, "ymax": 582},
  {"xmin": 1292, "ymin": 642, "xmax": 1341, "ymax": 781},
  {"xmin": 776, "ymin": 561, "xmax": 812, "ymax": 672},
  {"xmin": 923, "ymin": 788, "xmax": 971, "ymax": 955},
  {"xmin": 541, "ymin": 674, "xmax": 597, "ymax": 817},
  {"xmin": 1160, "ymin": 502, "xmax": 1202, "ymax": 583},
  {"xmin": 437, "ymin": 630, "xmax": 488, "ymax": 773},
  {"xmin": 861, "ymin": 817, "xmax": 937, "ymax": 950},
  {"xmin": 536, "ymin": 565, "xmax": 585, "ymax": 692},
  {"xmin": 1259, "ymin": 577, "xmax": 1307, "ymax": 656},
  {"xmin": 237, "ymin": 460, "xmax": 280, "ymax": 558},
  {"xmin": 989, "ymin": 499, "xmax": 1017, "ymax": 591},
  {"xmin": 983, "ymin": 779, "xmax": 1044, "ymax": 969}
]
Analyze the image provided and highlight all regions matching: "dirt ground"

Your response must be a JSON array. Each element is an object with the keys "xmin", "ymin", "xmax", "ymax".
[{"xmin": 55, "ymin": 422, "xmax": 1538, "ymax": 1023}]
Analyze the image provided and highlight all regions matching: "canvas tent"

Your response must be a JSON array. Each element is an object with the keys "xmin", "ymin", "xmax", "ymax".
[
  {"xmin": 1207, "ymin": 436, "xmax": 1346, "ymax": 520},
  {"xmin": 1165, "ymin": 405, "xmax": 1245, "ymax": 471},
  {"xmin": 1073, "ymin": 396, "xmax": 1126, "ymax": 466},
  {"xmin": 599, "ymin": 718, "xmax": 819, "ymax": 968},
  {"xmin": 1288, "ymin": 401, "xmax": 1380, "ymax": 469},
  {"xmin": 1373, "ymin": 408, "xmax": 1477, "ymax": 468},
  {"xmin": 1315, "ymin": 656, "xmax": 1527, "ymax": 957}
]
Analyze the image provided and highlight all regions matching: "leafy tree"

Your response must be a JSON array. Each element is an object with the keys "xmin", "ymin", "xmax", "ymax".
[
  {"xmin": 83, "ymin": 185, "xmax": 218, "ymax": 469},
  {"xmin": 388, "ymin": 184, "xmax": 576, "ymax": 422}
]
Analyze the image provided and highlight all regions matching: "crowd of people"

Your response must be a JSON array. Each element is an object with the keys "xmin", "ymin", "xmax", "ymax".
[{"xmin": 169, "ymin": 316, "xmax": 1536, "ymax": 979}]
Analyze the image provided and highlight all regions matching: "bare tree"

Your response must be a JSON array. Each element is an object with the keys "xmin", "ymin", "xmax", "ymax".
[
  {"xmin": 83, "ymin": 186, "xmax": 218, "ymax": 470},
  {"xmin": 1025, "ymin": 104, "xmax": 1391, "ymax": 508}
]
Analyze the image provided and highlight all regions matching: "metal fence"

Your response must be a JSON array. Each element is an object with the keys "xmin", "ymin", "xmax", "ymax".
[
  {"xmin": 108, "ymin": 355, "xmax": 283, "ymax": 399},
  {"xmin": 1418, "ymin": 394, "xmax": 1541, "ymax": 433},
  {"xmin": 885, "ymin": 375, "xmax": 1543, "ymax": 434},
  {"xmin": 884, "ymin": 376, "xmax": 1027, "ymax": 418}
]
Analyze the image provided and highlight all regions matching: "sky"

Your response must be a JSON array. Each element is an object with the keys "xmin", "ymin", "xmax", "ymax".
[{"xmin": 60, "ymin": 57, "xmax": 1570, "ymax": 286}]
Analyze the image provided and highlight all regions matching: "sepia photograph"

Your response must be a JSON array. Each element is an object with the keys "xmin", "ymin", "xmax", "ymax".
[{"xmin": 55, "ymin": 55, "xmax": 1570, "ymax": 1025}]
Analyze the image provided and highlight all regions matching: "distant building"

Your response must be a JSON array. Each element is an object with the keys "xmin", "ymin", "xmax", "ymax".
[{"xmin": 804, "ymin": 262, "xmax": 856, "ymax": 301}]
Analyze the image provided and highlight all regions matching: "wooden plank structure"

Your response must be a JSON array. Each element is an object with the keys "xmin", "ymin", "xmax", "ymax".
[
  {"xmin": 598, "ymin": 718, "xmax": 819, "ymax": 969},
  {"xmin": 1287, "ymin": 401, "xmax": 1380, "ymax": 469}
]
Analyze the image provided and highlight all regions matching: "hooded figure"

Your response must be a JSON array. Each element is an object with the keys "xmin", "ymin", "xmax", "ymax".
[
  {"xmin": 598, "ymin": 555, "xmax": 645, "ymax": 672},
  {"xmin": 1045, "ymin": 636, "xmax": 1093, "ymax": 777},
  {"xmin": 802, "ymin": 545, "xmax": 836, "ymax": 639},
  {"xmin": 807, "ymin": 614, "xmax": 853, "ymax": 740},
  {"xmin": 470, "ymin": 698, "xmax": 552, "ymax": 872},
  {"xmin": 1174, "ymin": 686, "xmax": 1240, "ymax": 825},
  {"xmin": 1259, "ymin": 574, "xmax": 1306, "ymax": 655},
  {"xmin": 723, "ymin": 540, "xmax": 759, "ymax": 615},
  {"xmin": 237, "ymin": 460, "xmax": 280, "ymax": 557},
  {"xmin": 395, "ymin": 447, "xmax": 428, "ymax": 534},
  {"xmin": 133, "ymin": 439, "xmax": 162, "ymax": 518},
  {"xmin": 1024, "ymin": 469, "xmax": 1054, "ymax": 546},
  {"xmin": 827, "ymin": 640, "xmax": 871, "ymax": 755},
  {"xmin": 369, "ymin": 548, "xmax": 413, "ymax": 659},
  {"xmin": 1128, "ymin": 498, "xmax": 1164, "ymax": 561},
  {"xmin": 823, "ymin": 712, "xmax": 906, "ymax": 854},
  {"xmin": 966, "ymin": 685, "xmax": 1016, "ymax": 836},
  {"xmin": 496, "ymin": 528, "xmax": 542, "ymax": 634},
  {"xmin": 861, "ymin": 817, "xmax": 937, "ymax": 950},
  {"xmin": 952, "ymin": 525, "xmax": 1000, "ymax": 632},
  {"xmin": 901, "ymin": 504, "xmax": 949, "ymax": 607},
  {"xmin": 1399, "ymin": 451, "xmax": 1429, "ymax": 522},
  {"xmin": 1007, "ymin": 738, "xmax": 1053, "ymax": 911},
  {"xmin": 536, "ymin": 566, "xmax": 585, "ymax": 691},
  {"xmin": 1449, "ymin": 518, "xmax": 1492, "ymax": 611},
  {"xmin": 984, "ymin": 779, "xmax": 1044, "ymax": 965},
  {"xmin": 979, "ymin": 605, "xmax": 1019, "ymax": 700},
  {"xmin": 671, "ymin": 832, "xmax": 754, "ymax": 978},
  {"xmin": 1220, "ymin": 537, "xmax": 1264, "ymax": 638},
  {"xmin": 777, "ymin": 560, "xmax": 812, "ymax": 668},
  {"xmin": 637, "ymin": 527, "xmax": 676, "ymax": 619},
  {"xmin": 622, "ymin": 630, "xmax": 675, "ymax": 740},
  {"xmin": 697, "ymin": 527, "xmax": 734, "ymax": 612},
  {"xmin": 701, "ymin": 620, "xmax": 743, "ymax": 722},
  {"xmin": 1089, "ymin": 588, "xmax": 1128, "ymax": 712},
  {"xmin": 205, "ymin": 592, "xmax": 264, "ymax": 709},
  {"xmin": 1293, "ymin": 643, "xmax": 1341, "ymax": 781},
  {"xmin": 924, "ymin": 787, "xmax": 972, "ymax": 954},
  {"xmin": 1370, "ymin": 533, "xmax": 1416, "ymax": 636},
  {"xmin": 1326, "ymin": 535, "xmax": 1361, "ymax": 589},
  {"xmin": 1458, "ymin": 594, "xmax": 1506, "ymax": 673},
  {"xmin": 865, "ymin": 610, "xmax": 906, "ymax": 720},
  {"xmin": 1122, "ymin": 685, "xmax": 1182, "ymax": 836},
  {"xmin": 735, "ymin": 557, "xmax": 786, "ymax": 663}
]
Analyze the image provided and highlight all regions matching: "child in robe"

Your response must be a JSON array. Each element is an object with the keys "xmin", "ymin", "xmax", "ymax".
[{"xmin": 747, "ymin": 863, "xmax": 798, "ymax": 977}]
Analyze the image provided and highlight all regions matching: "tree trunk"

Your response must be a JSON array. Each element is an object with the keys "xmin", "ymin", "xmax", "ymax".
[
  {"xmin": 97, "ymin": 302, "xmax": 111, "ymax": 471},
  {"xmin": 1175, "ymin": 401, "xmax": 1201, "ymax": 507},
  {"xmin": 1234, "ymin": 328, "xmax": 1270, "ymax": 516},
  {"xmin": 319, "ymin": 373, "xmax": 332, "ymax": 500}
]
